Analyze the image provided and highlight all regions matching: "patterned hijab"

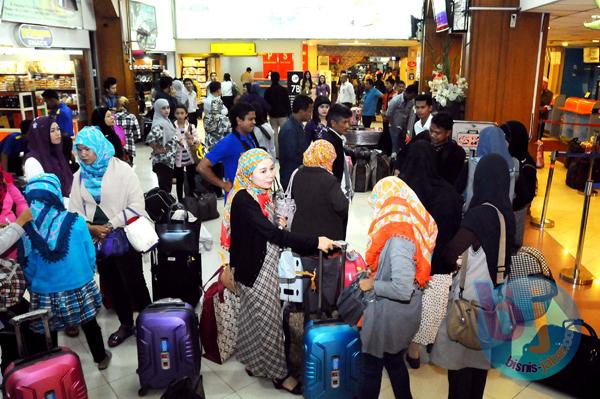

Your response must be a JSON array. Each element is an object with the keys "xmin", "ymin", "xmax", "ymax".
[
  {"xmin": 221, "ymin": 149, "xmax": 273, "ymax": 249},
  {"xmin": 303, "ymin": 139, "xmax": 336, "ymax": 173},
  {"xmin": 75, "ymin": 126, "xmax": 115, "ymax": 203},
  {"xmin": 152, "ymin": 99, "xmax": 177, "ymax": 146},
  {"xmin": 18, "ymin": 173, "xmax": 77, "ymax": 265},
  {"xmin": 24, "ymin": 116, "xmax": 73, "ymax": 197},
  {"xmin": 366, "ymin": 177, "xmax": 438, "ymax": 288}
]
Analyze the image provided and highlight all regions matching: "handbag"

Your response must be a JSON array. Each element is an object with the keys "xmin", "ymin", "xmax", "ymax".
[
  {"xmin": 336, "ymin": 271, "xmax": 370, "ymax": 326},
  {"xmin": 0, "ymin": 259, "xmax": 26, "ymax": 312},
  {"xmin": 200, "ymin": 264, "xmax": 240, "ymax": 364},
  {"xmin": 95, "ymin": 227, "xmax": 129, "ymax": 259},
  {"xmin": 123, "ymin": 208, "xmax": 159, "ymax": 253},
  {"xmin": 155, "ymin": 206, "xmax": 200, "ymax": 254},
  {"xmin": 274, "ymin": 169, "xmax": 299, "ymax": 230},
  {"xmin": 447, "ymin": 203, "xmax": 516, "ymax": 350}
]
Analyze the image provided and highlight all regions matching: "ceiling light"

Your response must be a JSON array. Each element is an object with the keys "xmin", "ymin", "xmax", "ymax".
[
  {"xmin": 594, "ymin": 39, "xmax": 600, "ymax": 43},
  {"xmin": 562, "ymin": 41, "xmax": 569, "ymax": 47},
  {"xmin": 338, "ymin": 41, "xmax": 371, "ymax": 46}
]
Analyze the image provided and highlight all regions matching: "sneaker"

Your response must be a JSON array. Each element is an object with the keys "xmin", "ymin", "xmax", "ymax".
[{"xmin": 97, "ymin": 350, "xmax": 112, "ymax": 370}]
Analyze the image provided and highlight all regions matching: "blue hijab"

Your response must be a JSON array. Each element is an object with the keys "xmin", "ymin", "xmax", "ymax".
[
  {"xmin": 19, "ymin": 174, "xmax": 77, "ymax": 264},
  {"xmin": 75, "ymin": 126, "xmax": 115, "ymax": 202},
  {"xmin": 477, "ymin": 126, "xmax": 513, "ymax": 168}
]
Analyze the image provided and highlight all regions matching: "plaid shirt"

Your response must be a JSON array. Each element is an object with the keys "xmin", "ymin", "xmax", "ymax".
[{"xmin": 114, "ymin": 111, "xmax": 141, "ymax": 157}]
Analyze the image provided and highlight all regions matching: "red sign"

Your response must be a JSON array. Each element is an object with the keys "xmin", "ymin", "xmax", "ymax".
[
  {"xmin": 407, "ymin": 60, "xmax": 417, "ymax": 68},
  {"xmin": 262, "ymin": 53, "xmax": 294, "ymax": 79}
]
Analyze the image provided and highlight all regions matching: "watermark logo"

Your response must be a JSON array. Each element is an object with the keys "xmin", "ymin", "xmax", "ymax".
[{"xmin": 472, "ymin": 275, "xmax": 581, "ymax": 381}]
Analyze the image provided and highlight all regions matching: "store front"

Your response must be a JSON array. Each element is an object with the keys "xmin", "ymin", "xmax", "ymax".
[{"xmin": 0, "ymin": 1, "xmax": 96, "ymax": 135}]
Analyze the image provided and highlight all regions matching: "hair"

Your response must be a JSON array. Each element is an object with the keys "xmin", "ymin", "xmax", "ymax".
[
  {"xmin": 20, "ymin": 119, "xmax": 32, "ymax": 135},
  {"xmin": 117, "ymin": 96, "xmax": 129, "ymax": 110},
  {"xmin": 271, "ymin": 71, "xmax": 280, "ymax": 83},
  {"xmin": 365, "ymin": 78, "xmax": 374, "ymax": 86},
  {"xmin": 209, "ymin": 72, "xmax": 217, "ymax": 77},
  {"xmin": 103, "ymin": 77, "xmax": 117, "ymax": 91},
  {"xmin": 159, "ymin": 76, "xmax": 173, "ymax": 91},
  {"xmin": 318, "ymin": 75, "xmax": 326, "ymax": 84},
  {"xmin": 41, "ymin": 89, "xmax": 59, "ymax": 100},
  {"xmin": 415, "ymin": 93, "xmax": 433, "ymax": 106},
  {"xmin": 404, "ymin": 83, "xmax": 418, "ymax": 95},
  {"xmin": 312, "ymin": 96, "xmax": 332, "ymax": 123},
  {"xmin": 327, "ymin": 103, "xmax": 353, "ymax": 126},
  {"xmin": 223, "ymin": 73, "xmax": 231, "ymax": 82},
  {"xmin": 208, "ymin": 81, "xmax": 221, "ymax": 94},
  {"xmin": 174, "ymin": 103, "xmax": 188, "ymax": 114},
  {"xmin": 253, "ymin": 103, "xmax": 267, "ymax": 125},
  {"xmin": 292, "ymin": 95, "xmax": 314, "ymax": 113},
  {"xmin": 243, "ymin": 82, "xmax": 253, "ymax": 93},
  {"xmin": 229, "ymin": 102, "xmax": 256, "ymax": 130},
  {"xmin": 432, "ymin": 112, "xmax": 454, "ymax": 131},
  {"xmin": 302, "ymin": 71, "xmax": 313, "ymax": 90},
  {"xmin": 397, "ymin": 80, "xmax": 406, "ymax": 86},
  {"xmin": 246, "ymin": 67, "xmax": 252, "ymax": 72},
  {"xmin": 183, "ymin": 78, "xmax": 194, "ymax": 86},
  {"xmin": 385, "ymin": 77, "xmax": 395, "ymax": 85},
  {"xmin": 376, "ymin": 72, "xmax": 383, "ymax": 79}
]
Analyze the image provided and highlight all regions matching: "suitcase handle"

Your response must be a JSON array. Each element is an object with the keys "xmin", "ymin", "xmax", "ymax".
[
  {"xmin": 10, "ymin": 309, "xmax": 54, "ymax": 358},
  {"xmin": 147, "ymin": 298, "xmax": 186, "ymax": 309},
  {"xmin": 563, "ymin": 319, "xmax": 598, "ymax": 339}
]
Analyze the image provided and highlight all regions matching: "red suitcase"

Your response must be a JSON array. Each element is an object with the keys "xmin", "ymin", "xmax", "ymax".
[{"xmin": 2, "ymin": 309, "xmax": 88, "ymax": 399}]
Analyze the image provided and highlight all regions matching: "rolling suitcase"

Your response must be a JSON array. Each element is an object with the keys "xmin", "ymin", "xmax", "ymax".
[
  {"xmin": 151, "ymin": 251, "xmax": 202, "ymax": 307},
  {"xmin": 304, "ymin": 243, "xmax": 361, "ymax": 399},
  {"xmin": 2, "ymin": 309, "xmax": 88, "ymax": 399},
  {"xmin": 136, "ymin": 298, "xmax": 201, "ymax": 396}
]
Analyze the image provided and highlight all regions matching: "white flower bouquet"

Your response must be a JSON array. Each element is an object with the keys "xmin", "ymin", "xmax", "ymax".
[{"xmin": 428, "ymin": 65, "xmax": 468, "ymax": 107}]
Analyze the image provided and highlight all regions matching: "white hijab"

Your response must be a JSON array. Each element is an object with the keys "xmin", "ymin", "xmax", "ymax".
[
  {"xmin": 152, "ymin": 98, "xmax": 177, "ymax": 146},
  {"xmin": 172, "ymin": 80, "xmax": 188, "ymax": 106}
]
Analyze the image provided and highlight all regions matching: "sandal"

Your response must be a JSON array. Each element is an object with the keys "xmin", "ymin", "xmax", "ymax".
[
  {"xmin": 65, "ymin": 326, "xmax": 80, "ymax": 337},
  {"xmin": 273, "ymin": 375, "xmax": 302, "ymax": 395},
  {"xmin": 107, "ymin": 325, "xmax": 134, "ymax": 348}
]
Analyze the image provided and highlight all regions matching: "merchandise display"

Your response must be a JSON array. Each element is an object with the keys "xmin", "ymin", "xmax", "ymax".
[{"xmin": 181, "ymin": 56, "xmax": 208, "ymax": 98}]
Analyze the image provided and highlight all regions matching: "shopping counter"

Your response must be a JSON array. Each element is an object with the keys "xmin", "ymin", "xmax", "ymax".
[{"xmin": 557, "ymin": 97, "xmax": 600, "ymax": 141}]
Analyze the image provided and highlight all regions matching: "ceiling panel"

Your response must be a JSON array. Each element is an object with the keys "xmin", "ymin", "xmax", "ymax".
[{"xmin": 527, "ymin": 0, "xmax": 600, "ymax": 45}]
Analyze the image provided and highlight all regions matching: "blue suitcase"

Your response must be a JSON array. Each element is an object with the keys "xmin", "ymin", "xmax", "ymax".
[
  {"xmin": 136, "ymin": 298, "xmax": 201, "ymax": 396},
  {"xmin": 303, "ymin": 244, "xmax": 361, "ymax": 398}
]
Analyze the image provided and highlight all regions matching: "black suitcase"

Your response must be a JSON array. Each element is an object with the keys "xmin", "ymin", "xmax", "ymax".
[
  {"xmin": 151, "ymin": 251, "xmax": 202, "ymax": 308},
  {"xmin": 370, "ymin": 150, "xmax": 391, "ymax": 189},
  {"xmin": 352, "ymin": 158, "xmax": 371, "ymax": 193},
  {"xmin": 145, "ymin": 188, "xmax": 176, "ymax": 223},
  {"xmin": 183, "ymin": 194, "xmax": 219, "ymax": 222}
]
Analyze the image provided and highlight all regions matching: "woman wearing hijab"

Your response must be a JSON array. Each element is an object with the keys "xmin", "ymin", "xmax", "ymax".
[
  {"xmin": 359, "ymin": 177, "xmax": 437, "ymax": 399},
  {"xmin": 0, "ymin": 167, "xmax": 28, "ymax": 259},
  {"xmin": 224, "ymin": 148, "xmax": 336, "ymax": 395},
  {"xmin": 91, "ymin": 107, "xmax": 125, "ymax": 161},
  {"xmin": 19, "ymin": 173, "xmax": 112, "ymax": 370},
  {"xmin": 204, "ymin": 81, "xmax": 231, "ymax": 150},
  {"xmin": 69, "ymin": 126, "xmax": 151, "ymax": 348},
  {"xmin": 304, "ymin": 96, "xmax": 331, "ymax": 145},
  {"xmin": 171, "ymin": 79, "xmax": 189, "ymax": 110},
  {"xmin": 23, "ymin": 116, "xmax": 73, "ymax": 198},
  {"xmin": 431, "ymin": 154, "xmax": 517, "ymax": 399},
  {"xmin": 146, "ymin": 99, "xmax": 178, "ymax": 193},
  {"xmin": 458, "ymin": 126, "xmax": 519, "ymax": 210},
  {"xmin": 400, "ymin": 141, "xmax": 463, "ymax": 369},
  {"xmin": 500, "ymin": 120, "xmax": 537, "ymax": 247},
  {"xmin": 291, "ymin": 140, "xmax": 349, "ymax": 313}
]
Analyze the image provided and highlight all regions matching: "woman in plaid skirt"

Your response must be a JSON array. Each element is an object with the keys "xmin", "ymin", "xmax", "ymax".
[
  {"xmin": 222, "ymin": 149, "xmax": 336, "ymax": 395},
  {"xmin": 19, "ymin": 173, "xmax": 112, "ymax": 370}
]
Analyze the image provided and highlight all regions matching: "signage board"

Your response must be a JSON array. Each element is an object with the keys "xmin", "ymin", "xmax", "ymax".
[
  {"xmin": 1, "ymin": 0, "xmax": 83, "ymax": 29},
  {"xmin": 210, "ymin": 42, "xmax": 256, "ymax": 56},
  {"xmin": 16, "ymin": 24, "xmax": 53, "ymax": 48},
  {"xmin": 452, "ymin": 120, "xmax": 497, "ymax": 154},
  {"xmin": 287, "ymin": 71, "xmax": 303, "ymax": 108}
]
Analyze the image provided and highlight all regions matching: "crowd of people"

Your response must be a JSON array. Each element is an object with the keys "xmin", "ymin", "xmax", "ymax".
[{"xmin": 0, "ymin": 68, "xmax": 538, "ymax": 399}]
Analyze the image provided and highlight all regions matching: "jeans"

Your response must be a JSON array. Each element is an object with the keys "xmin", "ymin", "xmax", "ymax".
[
  {"xmin": 360, "ymin": 351, "xmax": 412, "ymax": 399},
  {"xmin": 447, "ymin": 368, "xmax": 488, "ymax": 399},
  {"xmin": 269, "ymin": 116, "xmax": 288, "ymax": 158},
  {"xmin": 362, "ymin": 115, "xmax": 375, "ymax": 128},
  {"xmin": 389, "ymin": 126, "xmax": 407, "ymax": 155},
  {"xmin": 153, "ymin": 163, "xmax": 174, "ymax": 194},
  {"xmin": 97, "ymin": 249, "xmax": 151, "ymax": 327},
  {"xmin": 174, "ymin": 164, "xmax": 196, "ymax": 202}
]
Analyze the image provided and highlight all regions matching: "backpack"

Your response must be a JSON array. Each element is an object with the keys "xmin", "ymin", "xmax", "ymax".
[{"xmin": 352, "ymin": 158, "xmax": 371, "ymax": 193}]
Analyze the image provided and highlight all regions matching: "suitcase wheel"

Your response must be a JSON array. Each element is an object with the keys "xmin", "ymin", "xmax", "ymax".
[{"xmin": 138, "ymin": 386, "xmax": 148, "ymax": 396}]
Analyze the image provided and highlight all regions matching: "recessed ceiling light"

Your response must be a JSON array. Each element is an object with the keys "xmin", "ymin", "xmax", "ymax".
[
  {"xmin": 562, "ymin": 41, "xmax": 569, "ymax": 47},
  {"xmin": 594, "ymin": 39, "xmax": 600, "ymax": 43}
]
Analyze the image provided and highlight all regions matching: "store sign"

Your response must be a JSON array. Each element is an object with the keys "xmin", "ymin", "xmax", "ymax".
[
  {"xmin": 1, "ymin": 0, "xmax": 83, "ymax": 29},
  {"xmin": 287, "ymin": 71, "xmax": 303, "ymax": 109},
  {"xmin": 210, "ymin": 42, "xmax": 256, "ymax": 56},
  {"xmin": 16, "ymin": 24, "xmax": 53, "ymax": 48},
  {"xmin": 453, "ymin": 120, "xmax": 496, "ymax": 153}
]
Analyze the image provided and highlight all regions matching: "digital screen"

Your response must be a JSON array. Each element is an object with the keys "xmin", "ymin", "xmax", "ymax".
[
  {"xmin": 175, "ymin": 0, "xmax": 422, "ymax": 39},
  {"xmin": 431, "ymin": 0, "xmax": 449, "ymax": 32}
]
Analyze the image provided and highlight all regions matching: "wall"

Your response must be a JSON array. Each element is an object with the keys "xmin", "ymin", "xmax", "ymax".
[
  {"xmin": 560, "ymin": 48, "xmax": 600, "ymax": 98},
  {"xmin": 219, "ymin": 56, "xmax": 264, "ymax": 85},
  {"xmin": 464, "ymin": 0, "xmax": 548, "ymax": 134},
  {"xmin": 176, "ymin": 39, "xmax": 304, "ymax": 71}
]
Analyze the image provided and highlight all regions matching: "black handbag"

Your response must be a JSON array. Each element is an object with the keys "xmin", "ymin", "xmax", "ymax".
[
  {"xmin": 336, "ymin": 271, "xmax": 370, "ymax": 326},
  {"xmin": 155, "ymin": 208, "xmax": 200, "ymax": 254}
]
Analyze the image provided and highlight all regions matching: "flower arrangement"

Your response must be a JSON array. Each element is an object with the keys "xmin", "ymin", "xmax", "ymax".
[{"xmin": 428, "ymin": 65, "xmax": 468, "ymax": 107}]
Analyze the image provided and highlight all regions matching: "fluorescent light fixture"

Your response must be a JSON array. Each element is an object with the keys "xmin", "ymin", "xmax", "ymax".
[
  {"xmin": 143, "ymin": 56, "xmax": 152, "ymax": 63},
  {"xmin": 562, "ymin": 41, "xmax": 569, "ymax": 47},
  {"xmin": 338, "ymin": 41, "xmax": 371, "ymax": 46},
  {"xmin": 593, "ymin": 39, "xmax": 600, "ymax": 43}
]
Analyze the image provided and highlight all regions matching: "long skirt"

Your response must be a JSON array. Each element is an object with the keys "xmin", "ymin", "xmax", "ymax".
[
  {"xmin": 413, "ymin": 274, "xmax": 453, "ymax": 345},
  {"xmin": 236, "ymin": 243, "xmax": 288, "ymax": 379}
]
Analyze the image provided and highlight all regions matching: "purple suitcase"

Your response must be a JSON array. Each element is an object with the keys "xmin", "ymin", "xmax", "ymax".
[{"xmin": 136, "ymin": 298, "xmax": 201, "ymax": 396}]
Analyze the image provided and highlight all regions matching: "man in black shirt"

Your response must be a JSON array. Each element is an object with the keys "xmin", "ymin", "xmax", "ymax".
[
  {"xmin": 264, "ymin": 72, "xmax": 291, "ymax": 157},
  {"xmin": 322, "ymin": 104, "xmax": 353, "ymax": 199},
  {"xmin": 154, "ymin": 76, "xmax": 178, "ymax": 121},
  {"xmin": 430, "ymin": 113, "xmax": 466, "ymax": 187}
]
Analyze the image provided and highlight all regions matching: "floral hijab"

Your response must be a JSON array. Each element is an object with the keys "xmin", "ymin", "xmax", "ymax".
[
  {"xmin": 303, "ymin": 139, "xmax": 336, "ymax": 173},
  {"xmin": 221, "ymin": 149, "xmax": 273, "ymax": 248},
  {"xmin": 366, "ymin": 177, "xmax": 438, "ymax": 288},
  {"xmin": 75, "ymin": 126, "xmax": 115, "ymax": 203}
]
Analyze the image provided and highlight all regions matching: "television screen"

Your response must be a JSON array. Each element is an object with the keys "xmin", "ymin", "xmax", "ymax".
[{"xmin": 432, "ymin": 0, "xmax": 450, "ymax": 33}]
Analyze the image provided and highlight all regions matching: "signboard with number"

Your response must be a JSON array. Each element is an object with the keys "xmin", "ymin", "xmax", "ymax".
[
  {"xmin": 452, "ymin": 120, "xmax": 497, "ymax": 155},
  {"xmin": 287, "ymin": 71, "xmax": 303, "ymax": 108}
]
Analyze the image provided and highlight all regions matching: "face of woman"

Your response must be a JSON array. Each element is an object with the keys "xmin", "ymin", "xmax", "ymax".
[
  {"xmin": 49, "ymin": 122, "xmax": 62, "ymax": 145},
  {"xmin": 76, "ymin": 144, "xmax": 97, "ymax": 165},
  {"xmin": 305, "ymin": 71, "xmax": 311, "ymax": 79},
  {"xmin": 319, "ymin": 75, "xmax": 325, "ymax": 84},
  {"xmin": 251, "ymin": 158, "xmax": 275, "ymax": 189},
  {"xmin": 318, "ymin": 104, "xmax": 330, "ymax": 118},
  {"xmin": 160, "ymin": 106, "xmax": 170, "ymax": 118},
  {"xmin": 104, "ymin": 110, "xmax": 114, "ymax": 127}
]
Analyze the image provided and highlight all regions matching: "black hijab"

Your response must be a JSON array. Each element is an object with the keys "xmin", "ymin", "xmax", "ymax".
[
  {"xmin": 500, "ymin": 120, "xmax": 535, "ymax": 166},
  {"xmin": 401, "ymin": 141, "xmax": 463, "ymax": 274},
  {"xmin": 91, "ymin": 107, "xmax": 125, "ymax": 160},
  {"xmin": 462, "ymin": 154, "xmax": 517, "ymax": 280}
]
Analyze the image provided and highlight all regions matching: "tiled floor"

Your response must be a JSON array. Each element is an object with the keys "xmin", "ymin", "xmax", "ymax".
[{"xmin": 14, "ymin": 144, "xmax": 579, "ymax": 398}]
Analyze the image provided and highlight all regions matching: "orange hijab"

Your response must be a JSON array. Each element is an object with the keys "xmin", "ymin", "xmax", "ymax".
[{"xmin": 366, "ymin": 177, "xmax": 438, "ymax": 288}]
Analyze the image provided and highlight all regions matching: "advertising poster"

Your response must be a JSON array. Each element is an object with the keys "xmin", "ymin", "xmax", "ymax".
[
  {"xmin": 129, "ymin": 1, "xmax": 157, "ymax": 50},
  {"xmin": 287, "ymin": 71, "xmax": 303, "ymax": 109},
  {"xmin": 1, "ymin": 0, "xmax": 83, "ymax": 29}
]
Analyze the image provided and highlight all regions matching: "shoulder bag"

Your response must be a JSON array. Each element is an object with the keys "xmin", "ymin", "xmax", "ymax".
[
  {"xmin": 0, "ymin": 259, "xmax": 26, "ymax": 312},
  {"xmin": 123, "ymin": 208, "xmax": 159, "ymax": 253},
  {"xmin": 275, "ymin": 169, "xmax": 299, "ymax": 230},
  {"xmin": 447, "ymin": 203, "xmax": 516, "ymax": 350}
]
